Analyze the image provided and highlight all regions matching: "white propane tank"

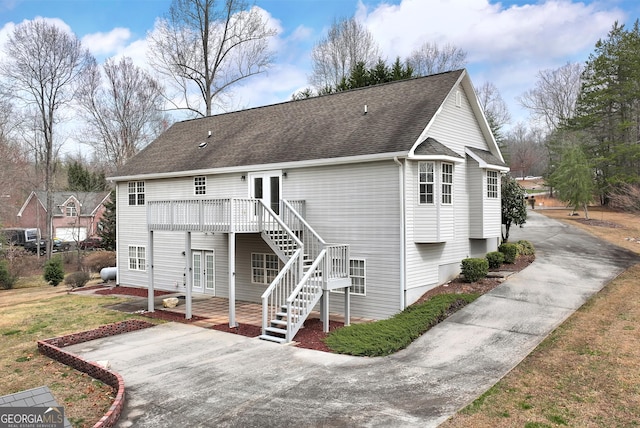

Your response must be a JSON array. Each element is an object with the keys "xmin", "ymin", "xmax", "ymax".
[{"xmin": 100, "ymin": 267, "xmax": 117, "ymax": 282}]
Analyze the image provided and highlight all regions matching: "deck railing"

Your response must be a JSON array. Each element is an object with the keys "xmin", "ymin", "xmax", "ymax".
[{"xmin": 147, "ymin": 198, "xmax": 263, "ymax": 232}]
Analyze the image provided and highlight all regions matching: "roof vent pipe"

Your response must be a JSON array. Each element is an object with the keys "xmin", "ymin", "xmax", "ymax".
[
  {"xmin": 208, "ymin": 130, "xmax": 212, "ymax": 137},
  {"xmin": 364, "ymin": 104, "xmax": 368, "ymax": 115}
]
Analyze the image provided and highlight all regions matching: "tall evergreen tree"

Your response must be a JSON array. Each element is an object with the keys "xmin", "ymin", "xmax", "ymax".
[
  {"xmin": 550, "ymin": 145, "xmax": 595, "ymax": 219},
  {"xmin": 573, "ymin": 20, "xmax": 640, "ymax": 202},
  {"xmin": 98, "ymin": 190, "xmax": 116, "ymax": 251}
]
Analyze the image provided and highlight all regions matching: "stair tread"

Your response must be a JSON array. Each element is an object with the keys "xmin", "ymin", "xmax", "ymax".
[{"xmin": 259, "ymin": 334, "xmax": 287, "ymax": 344}]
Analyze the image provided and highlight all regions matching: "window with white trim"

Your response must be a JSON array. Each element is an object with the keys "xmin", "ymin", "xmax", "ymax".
[
  {"xmin": 128, "ymin": 246, "xmax": 146, "ymax": 271},
  {"xmin": 349, "ymin": 259, "xmax": 366, "ymax": 295},
  {"xmin": 418, "ymin": 162, "xmax": 435, "ymax": 204},
  {"xmin": 487, "ymin": 170, "xmax": 498, "ymax": 198},
  {"xmin": 441, "ymin": 163, "xmax": 453, "ymax": 204},
  {"xmin": 66, "ymin": 202, "xmax": 77, "ymax": 217},
  {"xmin": 128, "ymin": 181, "xmax": 145, "ymax": 206},
  {"xmin": 194, "ymin": 176, "xmax": 206, "ymax": 195},
  {"xmin": 251, "ymin": 253, "xmax": 280, "ymax": 284}
]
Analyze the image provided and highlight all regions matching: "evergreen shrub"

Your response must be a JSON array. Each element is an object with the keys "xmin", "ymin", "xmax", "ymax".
[
  {"xmin": 0, "ymin": 260, "xmax": 16, "ymax": 290},
  {"xmin": 516, "ymin": 240, "xmax": 536, "ymax": 256},
  {"xmin": 44, "ymin": 256, "xmax": 65, "ymax": 286},
  {"xmin": 499, "ymin": 243, "xmax": 519, "ymax": 264},
  {"xmin": 461, "ymin": 258, "xmax": 489, "ymax": 282},
  {"xmin": 486, "ymin": 251, "xmax": 505, "ymax": 269}
]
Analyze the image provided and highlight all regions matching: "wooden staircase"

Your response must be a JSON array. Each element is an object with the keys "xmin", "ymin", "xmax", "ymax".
[{"xmin": 258, "ymin": 200, "xmax": 349, "ymax": 344}]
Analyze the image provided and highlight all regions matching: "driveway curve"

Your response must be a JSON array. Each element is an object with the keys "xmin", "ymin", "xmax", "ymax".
[{"xmin": 67, "ymin": 211, "xmax": 640, "ymax": 427}]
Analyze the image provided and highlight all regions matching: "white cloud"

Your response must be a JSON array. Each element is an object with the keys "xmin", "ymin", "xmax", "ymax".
[
  {"xmin": 357, "ymin": 0, "xmax": 625, "ymax": 128},
  {"xmin": 82, "ymin": 27, "xmax": 132, "ymax": 57}
]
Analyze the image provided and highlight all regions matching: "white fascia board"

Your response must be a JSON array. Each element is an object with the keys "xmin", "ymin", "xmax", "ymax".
[
  {"xmin": 465, "ymin": 147, "xmax": 510, "ymax": 172},
  {"xmin": 408, "ymin": 71, "xmax": 466, "ymax": 158},
  {"xmin": 107, "ymin": 151, "xmax": 409, "ymax": 182}
]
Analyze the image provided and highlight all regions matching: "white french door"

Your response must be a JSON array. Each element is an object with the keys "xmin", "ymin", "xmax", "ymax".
[
  {"xmin": 249, "ymin": 171, "xmax": 281, "ymax": 214},
  {"xmin": 192, "ymin": 250, "xmax": 215, "ymax": 294}
]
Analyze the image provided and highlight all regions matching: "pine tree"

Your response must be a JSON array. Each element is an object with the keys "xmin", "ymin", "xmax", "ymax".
[
  {"xmin": 573, "ymin": 20, "xmax": 640, "ymax": 202},
  {"xmin": 98, "ymin": 190, "xmax": 116, "ymax": 251},
  {"xmin": 550, "ymin": 145, "xmax": 594, "ymax": 218}
]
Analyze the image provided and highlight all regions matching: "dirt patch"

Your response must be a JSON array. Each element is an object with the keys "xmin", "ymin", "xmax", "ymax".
[
  {"xmin": 89, "ymin": 285, "xmax": 174, "ymax": 297},
  {"xmin": 574, "ymin": 218, "xmax": 624, "ymax": 228}
]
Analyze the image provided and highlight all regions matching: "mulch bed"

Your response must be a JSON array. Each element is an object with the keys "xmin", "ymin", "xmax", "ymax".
[
  {"xmin": 84, "ymin": 256, "xmax": 535, "ymax": 352},
  {"xmin": 212, "ymin": 318, "xmax": 344, "ymax": 352}
]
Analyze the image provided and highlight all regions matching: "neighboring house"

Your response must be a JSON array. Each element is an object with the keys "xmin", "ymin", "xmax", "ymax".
[
  {"xmin": 110, "ymin": 69, "xmax": 508, "ymax": 343},
  {"xmin": 17, "ymin": 191, "xmax": 111, "ymax": 242}
]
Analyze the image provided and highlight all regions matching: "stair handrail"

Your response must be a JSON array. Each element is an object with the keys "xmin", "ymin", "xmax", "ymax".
[
  {"xmin": 257, "ymin": 200, "xmax": 303, "ymax": 253},
  {"xmin": 260, "ymin": 247, "xmax": 303, "ymax": 337},
  {"xmin": 285, "ymin": 248, "xmax": 327, "ymax": 340},
  {"xmin": 281, "ymin": 200, "xmax": 325, "ymax": 260}
]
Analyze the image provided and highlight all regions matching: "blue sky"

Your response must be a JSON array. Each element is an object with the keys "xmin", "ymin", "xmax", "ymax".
[{"xmin": 1, "ymin": 0, "xmax": 639, "ymax": 148}]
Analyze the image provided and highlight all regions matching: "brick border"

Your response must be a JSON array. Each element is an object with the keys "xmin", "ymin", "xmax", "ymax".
[{"xmin": 37, "ymin": 319, "xmax": 155, "ymax": 428}]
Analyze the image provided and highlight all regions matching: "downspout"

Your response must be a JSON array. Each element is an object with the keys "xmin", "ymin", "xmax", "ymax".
[{"xmin": 394, "ymin": 156, "xmax": 406, "ymax": 311}]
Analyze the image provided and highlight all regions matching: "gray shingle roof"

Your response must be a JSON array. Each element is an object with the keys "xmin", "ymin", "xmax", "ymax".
[
  {"xmin": 414, "ymin": 137, "xmax": 464, "ymax": 158},
  {"xmin": 35, "ymin": 191, "xmax": 109, "ymax": 217},
  {"xmin": 114, "ymin": 70, "xmax": 465, "ymax": 178},
  {"xmin": 466, "ymin": 147, "xmax": 507, "ymax": 168}
]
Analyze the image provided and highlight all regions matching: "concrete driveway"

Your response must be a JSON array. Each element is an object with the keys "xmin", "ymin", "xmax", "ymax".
[{"xmin": 67, "ymin": 212, "xmax": 640, "ymax": 427}]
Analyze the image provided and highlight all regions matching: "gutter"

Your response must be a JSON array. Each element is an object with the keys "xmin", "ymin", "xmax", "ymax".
[{"xmin": 394, "ymin": 156, "xmax": 406, "ymax": 311}]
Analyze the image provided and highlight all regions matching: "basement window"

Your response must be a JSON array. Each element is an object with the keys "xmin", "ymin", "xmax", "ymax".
[{"xmin": 251, "ymin": 253, "xmax": 279, "ymax": 284}]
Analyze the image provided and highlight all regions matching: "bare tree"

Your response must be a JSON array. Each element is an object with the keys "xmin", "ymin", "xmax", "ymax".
[
  {"xmin": 518, "ymin": 62, "xmax": 583, "ymax": 134},
  {"xmin": 148, "ymin": 0, "xmax": 277, "ymax": 117},
  {"xmin": 475, "ymin": 81, "xmax": 511, "ymax": 142},
  {"xmin": 78, "ymin": 56, "xmax": 167, "ymax": 168},
  {"xmin": 408, "ymin": 42, "xmax": 467, "ymax": 77},
  {"xmin": 0, "ymin": 96, "xmax": 30, "ymax": 226},
  {"xmin": 0, "ymin": 19, "xmax": 93, "ymax": 257},
  {"xmin": 309, "ymin": 17, "xmax": 381, "ymax": 90},
  {"xmin": 504, "ymin": 123, "xmax": 548, "ymax": 177}
]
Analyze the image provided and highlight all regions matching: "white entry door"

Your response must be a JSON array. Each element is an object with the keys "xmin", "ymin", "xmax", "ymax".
[
  {"xmin": 249, "ymin": 171, "xmax": 281, "ymax": 214},
  {"xmin": 192, "ymin": 250, "xmax": 215, "ymax": 294}
]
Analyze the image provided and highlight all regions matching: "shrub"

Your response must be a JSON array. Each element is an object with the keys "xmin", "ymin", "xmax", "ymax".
[
  {"xmin": 64, "ymin": 271, "xmax": 90, "ymax": 289},
  {"xmin": 82, "ymin": 251, "xmax": 116, "ymax": 273},
  {"xmin": 44, "ymin": 256, "xmax": 65, "ymax": 287},
  {"xmin": 486, "ymin": 251, "xmax": 505, "ymax": 269},
  {"xmin": 461, "ymin": 258, "xmax": 489, "ymax": 282},
  {"xmin": 324, "ymin": 293, "xmax": 479, "ymax": 356},
  {"xmin": 0, "ymin": 260, "xmax": 17, "ymax": 290},
  {"xmin": 516, "ymin": 240, "xmax": 536, "ymax": 256},
  {"xmin": 499, "ymin": 243, "xmax": 519, "ymax": 264}
]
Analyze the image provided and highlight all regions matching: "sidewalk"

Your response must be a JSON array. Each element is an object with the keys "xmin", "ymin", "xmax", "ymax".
[{"xmin": 66, "ymin": 212, "xmax": 640, "ymax": 427}]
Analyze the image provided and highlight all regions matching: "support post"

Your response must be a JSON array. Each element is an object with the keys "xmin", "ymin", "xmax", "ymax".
[
  {"xmin": 322, "ymin": 290, "xmax": 330, "ymax": 333},
  {"xmin": 344, "ymin": 287, "xmax": 351, "ymax": 326},
  {"xmin": 147, "ymin": 230, "xmax": 154, "ymax": 313},
  {"xmin": 228, "ymin": 232, "xmax": 237, "ymax": 327},
  {"xmin": 185, "ymin": 231, "xmax": 192, "ymax": 320}
]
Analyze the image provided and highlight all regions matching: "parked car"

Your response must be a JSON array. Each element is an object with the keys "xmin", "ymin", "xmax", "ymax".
[
  {"xmin": 78, "ymin": 237, "xmax": 102, "ymax": 250},
  {"xmin": 24, "ymin": 238, "xmax": 71, "ymax": 255}
]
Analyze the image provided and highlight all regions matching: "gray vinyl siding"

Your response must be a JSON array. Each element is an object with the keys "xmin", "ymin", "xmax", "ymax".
[
  {"xmin": 404, "ymin": 84, "xmax": 499, "ymax": 305},
  {"xmin": 467, "ymin": 160, "xmax": 484, "ymax": 236},
  {"xmin": 116, "ymin": 181, "xmax": 149, "ymax": 287},
  {"xmin": 427, "ymin": 85, "xmax": 492, "ymax": 155},
  {"xmin": 283, "ymin": 161, "xmax": 402, "ymax": 320}
]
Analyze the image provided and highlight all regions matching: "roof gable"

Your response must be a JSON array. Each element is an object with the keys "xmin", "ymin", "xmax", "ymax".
[{"xmin": 113, "ymin": 70, "xmax": 466, "ymax": 180}]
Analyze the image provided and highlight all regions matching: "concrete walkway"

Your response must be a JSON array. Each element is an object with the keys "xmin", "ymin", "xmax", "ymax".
[{"xmin": 66, "ymin": 212, "xmax": 640, "ymax": 427}]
